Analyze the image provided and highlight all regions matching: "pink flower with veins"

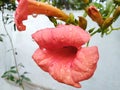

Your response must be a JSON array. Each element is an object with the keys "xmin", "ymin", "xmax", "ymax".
[{"xmin": 32, "ymin": 24, "xmax": 99, "ymax": 88}]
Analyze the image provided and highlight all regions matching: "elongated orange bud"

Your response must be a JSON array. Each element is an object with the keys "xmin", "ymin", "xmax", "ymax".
[
  {"xmin": 78, "ymin": 16, "xmax": 87, "ymax": 29},
  {"xmin": 28, "ymin": 0, "xmax": 69, "ymax": 20},
  {"xmin": 113, "ymin": 6, "xmax": 120, "ymax": 21},
  {"xmin": 102, "ymin": 17, "xmax": 114, "ymax": 29},
  {"xmin": 86, "ymin": 6, "xmax": 104, "ymax": 26},
  {"xmin": 15, "ymin": 0, "xmax": 69, "ymax": 31}
]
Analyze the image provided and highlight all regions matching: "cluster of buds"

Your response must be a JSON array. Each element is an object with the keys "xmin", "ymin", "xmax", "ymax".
[
  {"xmin": 86, "ymin": 5, "xmax": 120, "ymax": 30},
  {"xmin": 114, "ymin": 0, "xmax": 120, "ymax": 5},
  {"xmin": 102, "ymin": 6, "xmax": 120, "ymax": 30}
]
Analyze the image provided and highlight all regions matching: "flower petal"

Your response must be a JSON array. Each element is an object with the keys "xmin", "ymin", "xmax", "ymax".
[
  {"xmin": 71, "ymin": 46, "xmax": 99, "ymax": 82},
  {"xmin": 32, "ymin": 24, "xmax": 90, "ymax": 50},
  {"xmin": 32, "ymin": 46, "xmax": 99, "ymax": 88},
  {"xmin": 33, "ymin": 46, "xmax": 81, "ymax": 87}
]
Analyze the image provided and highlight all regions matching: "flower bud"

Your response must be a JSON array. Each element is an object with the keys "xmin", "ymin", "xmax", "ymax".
[
  {"xmin": 102, "ymin": 17, "xmax": 114, "ymax": 29},
  {"xmin": 114, "ymin": 0, "xmax": 120, "ymax": 5},
  {"xmin": 83, "ymin": 0, "xmax": 89, "ymax": 4},
  {"xmin": 78, "ymin": 16, "xmax": 87, "ymax": 29},
  {"xmin": 113, "ymin": 6, "xmax": 120, "ymax": 21},
  {"xmin": 86, "ymin": 6, "xmax": 104, "ymax": 26}
]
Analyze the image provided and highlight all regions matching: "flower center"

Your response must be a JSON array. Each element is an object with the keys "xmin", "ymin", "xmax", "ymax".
[
  {"xmin": 46, "ymin": 46, "xmax": 78, "ymax": 58},
  {"xmin": 63, "ymin": 46, "xmax": 78, "ymax": 55}
]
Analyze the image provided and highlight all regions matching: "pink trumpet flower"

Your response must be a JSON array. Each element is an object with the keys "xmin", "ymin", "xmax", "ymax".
[
  {"xmin": 15, "ymin": 0, "xmax": 69, "ymax": 31},
  {"xmin": 32, "ymin": 24, "xmax": 99, "ymax": 88}
]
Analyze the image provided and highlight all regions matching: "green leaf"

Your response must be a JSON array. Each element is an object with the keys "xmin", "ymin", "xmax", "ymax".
[
  {"xmin": 23, "ymin": 77, "xmax": 31, "ymax": 82},
  {"xmin": 93, "ymin": 2, "xmax": 104, "ymax": 9},
  {"xmin": 10, "ymin": 66, "xmax": 16, "ymax": 69},
  {"xmin": 16, "ymin": 79, "xmax": 20, "ymax": 84},
  {"xmin": 14, "ymin": 24, "xmax": 16, "ymax": 31},
  {"xmin": 16, "ymin": 79, "xmax": 22, "ymax": 85},
  {"xmin": 9, "ymin": 70, "xmax": 17, "ymax": 73},
  {"xmin": 8, "ymin": 20, "xmax": 13, "ymax": 24},
  {"xmin": 9, "ymin": 75, "xmax": 15, "ymax": 81},
  {"xmin": 0, "ymin": 36, "xmax": 3, "ymax": 42},
  {"xmin": 21, "ymin": 75, "xmax": 31, "ymax": 82},
  {"xmin": 66, "ymin": 13, "xmax": 78, "ymax": 25},
  {"xmin": 88, "ymin": 28, "xmax": 95, "ymax": 33},
  {"xmin": 48, "ymin": 16, "xmax": 57, "ymax": 27},
  {"xmin": 0, "ymin": 34, "xmax": 5, "ymax": 36},
  {"xmin": 23, "ymin": 72, "xmax": 29, "ymax": 74},
  {"xmin": 1, "ymin": 73, "xmax": 8, "ymax": 78}
]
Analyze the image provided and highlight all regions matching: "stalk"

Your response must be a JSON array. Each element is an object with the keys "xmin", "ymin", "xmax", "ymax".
[{"xmin": 1, "ymin": 7, "xmax": 24, "ymax": 90}]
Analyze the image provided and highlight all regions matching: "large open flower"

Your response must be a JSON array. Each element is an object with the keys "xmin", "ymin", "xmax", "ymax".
[
  {"xmin": 15, "ymin": 0, "xmax": 69, "ymax": 31},
  {"xmin": 32, "ymin": 24, "xmax": 99, "ymax": 88}
]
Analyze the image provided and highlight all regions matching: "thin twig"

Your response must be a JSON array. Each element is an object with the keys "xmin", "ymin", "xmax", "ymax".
[{"xmin": 1, "ymin": 8, "xmax": 24, "ymax": 90}]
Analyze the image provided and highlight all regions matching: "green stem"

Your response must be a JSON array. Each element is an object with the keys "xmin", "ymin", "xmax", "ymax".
[
  {"xmin": 90, "ymin": 29, "xmax": 100, "ymax": 36},
  {"xmin": 86, "ymin": 41, "xmax": 90, "ymax": 47},
  {"xmin": 112, "ymin": 27, "xmax": 120, "ymax": 30},
  {"xmin": 1, "ymin": 8, "xmax": 24, "ymax": 90},
  {"xmin": 83, "ymin": 11, "xmax": 87, "ymax": 18},
  {"xmin": 106, "ymin": 4, "xmax": 117, "ymax": 18}
]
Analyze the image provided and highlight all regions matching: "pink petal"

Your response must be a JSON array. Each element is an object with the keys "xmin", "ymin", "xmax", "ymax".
[
  {"xmin": 32, "ymin": 24, "xmax": 90, "ymax": 50},
  {"xmin": 71, "ymin": 46, "xmax": 99, "ymax": 82},
  {"xmin": 32, "ymin": 46, "xmax": 99, "ymax": 88},
  {"xmin": 15, "ymin": 0, "xmax": 28, "ymax": 31},
  {"xmin": 33, "ymin": 46, "xmax": 81, "ymax": 87}
]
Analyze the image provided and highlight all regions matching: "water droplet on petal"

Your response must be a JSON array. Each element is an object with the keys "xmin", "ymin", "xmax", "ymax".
[{"xmin": 32, "ymin": 14, "xmax": 38, "ymax": 18}]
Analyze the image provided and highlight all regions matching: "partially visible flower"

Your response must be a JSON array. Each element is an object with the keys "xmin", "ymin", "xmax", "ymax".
[
  {"xmin": 87, "ymin": 6, "xmax": 104, "ymax": 26},
  {"xmin": 32, "ymin": 24, "xmax": 99, "ymax": 88},
  {"xmin": 15, "ymin": 0, "xmax": 69, "ymax": 31}
]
